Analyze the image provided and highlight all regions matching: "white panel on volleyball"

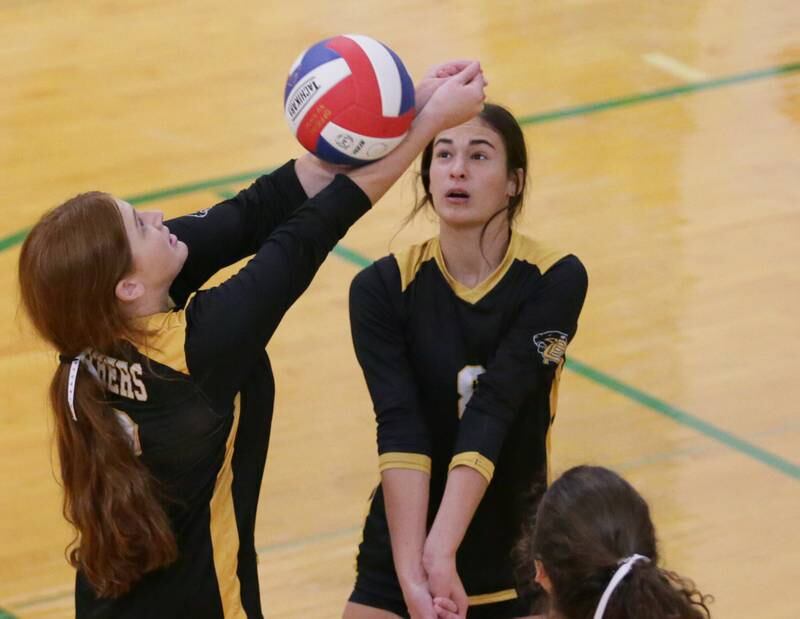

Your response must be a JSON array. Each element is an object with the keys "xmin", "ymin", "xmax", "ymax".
[
  {"xmin": 345, "ymin": 34, "xmax": 403, "ymax": 117},
  {"xmin": 321, "ymin": 121, "xmax": 406, "ymax": 161},
  {"xmin": 284, "ymin": 58, "xmax": 352, "ymax": 133}
]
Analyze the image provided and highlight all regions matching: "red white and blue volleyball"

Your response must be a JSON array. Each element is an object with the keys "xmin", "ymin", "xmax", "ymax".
[{"xmin": 284, "ymin": 34, "xmax": 415, "ymax": 165}]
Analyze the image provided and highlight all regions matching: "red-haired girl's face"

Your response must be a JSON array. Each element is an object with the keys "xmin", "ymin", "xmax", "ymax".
[{"xmin": 115, "ymin": 199, "xmax": 187, "ymax": 304}]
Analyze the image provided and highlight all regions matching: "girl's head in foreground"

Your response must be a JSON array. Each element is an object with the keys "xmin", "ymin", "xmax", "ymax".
[
  {"xmin": 19, "ymin": 191, "xmax": 187, "ymax": 352},
  {"xmin": 520, "ymin": 466, "xmax": 712, "ymax": 619},
  {"xmin": 18, "ymin": 192, "xmax": 188, "ymax": 597},
  {"xmin": 413, "ymin": 102, "xmax": 528, "ymax": 233}
]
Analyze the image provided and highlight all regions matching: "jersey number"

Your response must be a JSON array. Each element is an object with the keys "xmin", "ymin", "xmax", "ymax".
[{"xmin": 457, "ymin": 365, "xmax": 486, "ymax": 418}]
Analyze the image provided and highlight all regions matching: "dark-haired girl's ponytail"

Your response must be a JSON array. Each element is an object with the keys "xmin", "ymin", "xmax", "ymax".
[
  {"xmin": 592, "ymin": 554, "xmax": 650, "ymax": 618},
  {"xmin": 599, "ymin": 558, "xmax": 713, "ymax": 619}
]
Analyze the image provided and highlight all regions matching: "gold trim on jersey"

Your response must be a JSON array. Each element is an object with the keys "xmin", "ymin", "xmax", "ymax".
[
  {"xmin": 378, "ymin": 452, "xmax": 432, "ymax": 474},
  {"xmin": 546, "ymin": 359, "xmax": 565, "ymax": 484},
  {"xmin": 394, "ymin": 238, "xmax": 439, "ymax": 293},
  {"xmin": 468, "ymin": 588, "xmax": 518, "ymax": 605},
  {"xmin": 511, "ymin": 231, "xmax": 566, "ymax": 276},
  {"xmin": 132, "ymin": 310, "xmax": 189, "ymax": 374},
  {"xmin": 209, "ymin": 395, "xmax": 246, "ymax": 618},
  {"xmin": 393, "ymin": 231, "xmax": 568, "ymax": 304},
  {"xmin": 449, "ymin": 451, "xmax": 495, "ymax": 483}
]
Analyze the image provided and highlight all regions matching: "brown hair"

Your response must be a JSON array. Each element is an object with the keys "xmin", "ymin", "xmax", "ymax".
[
  {"xmin": 18, "ymin": 192, "xmax": 177, "ymax": 597},
  {"xmin": 517, "ymin": 466, "xmax": 712, "ymax": 619}
]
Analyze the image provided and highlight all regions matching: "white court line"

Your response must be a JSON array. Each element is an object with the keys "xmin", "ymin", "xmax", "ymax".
[{"xmin": 643, "ymin": 52, "xmax": 708, "ymax": 82}]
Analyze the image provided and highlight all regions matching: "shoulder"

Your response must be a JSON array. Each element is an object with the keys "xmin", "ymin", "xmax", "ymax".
[
  {"xmin": 391, "ymin": 237, "xmax": 439, "ymax": 292},
  {"xmin": 351, "ymin": 254, "xmax": 395, "ymax": 294},
  {"xmin": 351, "ymin": 236, "xmax": 439, "ymax": 296},
  {"xmin": 546, "ymin": 254, "xmax": 588, "ymax": 290},
  {"xmin": 512, "ymin": 232, "xmax": 587, "ymax": 288}
]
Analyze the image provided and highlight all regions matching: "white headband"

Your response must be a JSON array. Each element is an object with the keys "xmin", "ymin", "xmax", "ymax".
[
  {"xmin": 593, "ymin": 554, "xmax": 650, "ymax": 619},
  {"xmin": 60, "ymin": 351, "xmax": 99, "ymax": 421}
]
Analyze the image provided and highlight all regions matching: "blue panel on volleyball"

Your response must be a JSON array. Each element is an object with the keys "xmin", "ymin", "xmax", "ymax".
[
  {"xmin": 315, "ymin": 135, "xmax": 370, "ymax": 167},
  {"xmin": 284, "ymin": 39, "xmax": 341, "ymax": 101}
]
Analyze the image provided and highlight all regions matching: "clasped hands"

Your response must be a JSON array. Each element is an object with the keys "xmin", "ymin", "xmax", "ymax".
[{"xmin": 402, "ymin": 544, "xmax": 467, "ymax": 619}]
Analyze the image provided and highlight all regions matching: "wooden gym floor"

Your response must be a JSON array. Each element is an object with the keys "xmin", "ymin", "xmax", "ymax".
[{"xmin": 1, "ymin": 1, "xmax": 798, "ymax": 617}]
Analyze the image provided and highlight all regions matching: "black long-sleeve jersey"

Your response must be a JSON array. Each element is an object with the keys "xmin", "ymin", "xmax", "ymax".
[
  {"xmin": 74, "ymin": 161, "xmax": 371, "ymax": 618},
  {"xmin": 349, "ymin": 232, "xmax": 587, "ymax": 608}
]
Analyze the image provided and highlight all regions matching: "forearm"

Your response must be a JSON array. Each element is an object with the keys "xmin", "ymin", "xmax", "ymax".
[
  {"xmin": 167, "ymin": 160, "xmax": 309, "ymax": 304},
  {"xmin": 423, "ymin": 466, "xmax": 488, "ymax": 561},
  {"xmin": 382, "ymin": 468, "xmax": 431, "ymax": 587},
  {"xmin": 344, "ymin": 112, "xmax": 439, "ymax": 205},
  {"xmin": 293, "ymin": 153, "xmax": 347, "ymax": 199}
]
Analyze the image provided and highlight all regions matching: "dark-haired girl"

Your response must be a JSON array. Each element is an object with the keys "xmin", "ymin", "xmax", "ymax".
[
  {"xmin": 344, "ymin": 103, "xmax": 588, "ymax": 619},
  {"xmin": 514, "ymin": 465, "xmax": 712, "ymax": 619}
]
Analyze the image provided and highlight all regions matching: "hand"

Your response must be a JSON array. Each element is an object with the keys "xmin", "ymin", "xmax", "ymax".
[
  {"xmin": 433, "ymin": 596, "xmax": 460, "ymax": 619},
  {"xmin": 415, "ymin": 60, "xmax": 484, "ymax": 112},
  {"xmin": 294, "ymin": 152, "xmax": 352, "ymax": 198},
  {"xmin": 423, "ymin": 551, "xmax": 469, "ymax": 619},
  {"xmin": 415, "ymin": 61, "xmax": 487, "ymax": 135},
  {"xmin": 401, "ymin": 577, "xmax": 438, "ymax": 619}
]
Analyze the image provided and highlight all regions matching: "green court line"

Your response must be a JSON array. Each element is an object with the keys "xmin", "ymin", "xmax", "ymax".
[
  {"xmin": 7, "ymin": 408, "xmax": 791, "ymax": 611},
  {"xmin": 215, "ymin": 188, "xmax": 238, "ymax": 200},
  {"xmin": 0, "ymin": 228, "xmax": 29, "ymax": 253},
  {"xmin": 6, "ymin": 56, "xmax": 798, "ymax": 619},
  {"xmin": 325, "ymin": 244, "xmax": 798, "ymax": 481},
  {"xmin": 3, "ymin": 60, "xmax": 799, "ymax": 253},
  {"xmin": 517, "ymin": 61, "xmax": 800, "ymax": 125},
  {"xmin": 565, "ymin": 358, "xmax": 799, "ymax": 480},
  {"xmin": 332, "ymin": 244, "xmax": 372, "ymax": 268}
]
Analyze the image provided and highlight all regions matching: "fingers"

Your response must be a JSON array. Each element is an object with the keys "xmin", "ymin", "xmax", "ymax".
[
  {"xmin": 432, "ymin": 597, "xmax": 457, "ymax": 612},
  {"xmin": 433, "ymin": 60, "xmax": 472, "ymax": 78},
  {"xmin": 454, "ymin": 60, "xmax": 482, "ymax": 84},
  {"xmin": 415, "ymin": 60, "xmax": 488, "ymax": 131},
  {"xmin": 432, "ymin": 598, "xmax": 459, "ymax": 619}
]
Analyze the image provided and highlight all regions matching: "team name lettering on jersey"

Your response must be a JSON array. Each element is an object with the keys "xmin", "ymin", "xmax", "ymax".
[{"xmin": 89, "ymin": 352, "xmax": 148, "ymax": 401}]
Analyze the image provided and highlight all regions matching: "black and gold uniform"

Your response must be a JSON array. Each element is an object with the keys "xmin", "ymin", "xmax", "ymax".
[
  {"xmin": 348, "ymin": 232, "xmax": 587, "ymax": 618},
  {"xmin": 75, "ymin": 162, "xmax": 371, "ymax": 618}
]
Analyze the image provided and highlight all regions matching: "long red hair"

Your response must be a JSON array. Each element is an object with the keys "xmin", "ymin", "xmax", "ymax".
[{"xmin": 18, "ymin": 192, "xmax": 177, "ymax": 597}]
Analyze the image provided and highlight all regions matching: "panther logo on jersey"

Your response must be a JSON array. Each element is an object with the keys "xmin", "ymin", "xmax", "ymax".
[
  {"xmin": 533, "ymin": 330, "xmax": 568, "ymax": 365},
  {"xmin": 189, "ymin": 208, "xmax": 209, "ymax": 218}
]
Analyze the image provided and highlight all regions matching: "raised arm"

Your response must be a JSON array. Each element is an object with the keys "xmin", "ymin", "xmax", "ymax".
[
  {"xmin": 184, "ymin": 62, "xmax": 488, "ymax": 407},
  {"xmin": 168, "ymin": 61, "xmax": 485, "ymax": 307},
  {"xmin": 166, "ymin": 160, "xmax": 310, "ymax": 305}
]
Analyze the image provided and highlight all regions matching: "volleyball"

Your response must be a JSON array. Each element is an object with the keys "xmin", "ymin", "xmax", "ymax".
[{"xmin": 284, "ymin": 34, "xmax": 415, "ymax": 165}]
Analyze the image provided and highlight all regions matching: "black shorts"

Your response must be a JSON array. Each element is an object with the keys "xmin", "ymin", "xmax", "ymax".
[
  {"xmin": 349, "ymin": 570, "xmax": 536, "ymax": 619},
  {"xmin": 351, "ymin": 485, "xmax": 541, "ymax": 618}
]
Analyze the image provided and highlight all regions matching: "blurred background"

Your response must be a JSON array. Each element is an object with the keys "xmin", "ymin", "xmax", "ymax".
[{"xmin": 1, "ymin": 1, "xmax": 798, "ymax": 617}]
